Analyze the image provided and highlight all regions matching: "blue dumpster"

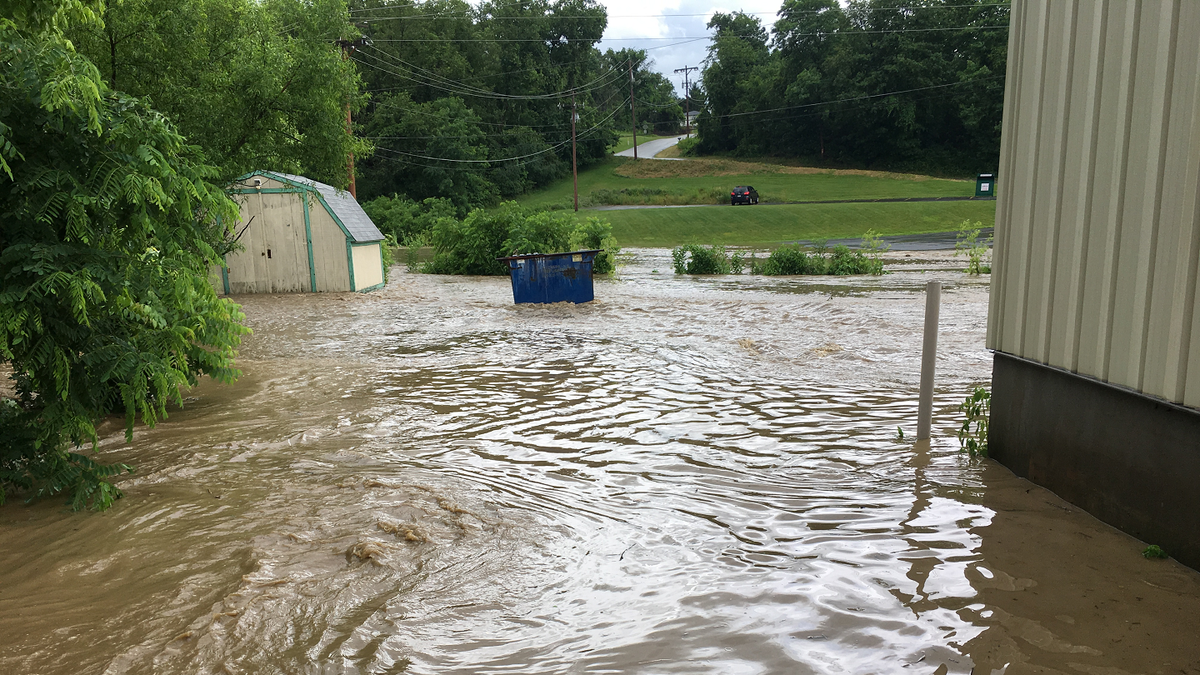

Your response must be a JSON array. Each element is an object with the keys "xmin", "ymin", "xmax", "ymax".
[{"xmin": 497, "ymin": 250, "xmax": 601, "ymax": 304}]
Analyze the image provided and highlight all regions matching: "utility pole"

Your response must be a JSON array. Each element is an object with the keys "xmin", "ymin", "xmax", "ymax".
[
  {"xmin": 336, "ymin": 36, "xmax": 371, "ymax": 199},
  {"xmin": 628, "ymin": 60, "xmax": 638, "ymax": 160},
  {"xmin": 571, "ymin": 93, "xmax": 578, "ymax": 212},
  {"xmin": 674, "ymin": 65, "xmax": 699, "ymax": 137}
]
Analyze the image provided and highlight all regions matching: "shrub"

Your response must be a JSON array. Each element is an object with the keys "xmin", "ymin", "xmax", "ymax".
[
  {"xmin": 569, "ymin": 217, "xmax": 620, "ymax": 274},
  {"xmin": 955, "ymin": 220, "xmax": 992, "ymax": 274},
  {"xmin": 672, "ymin": 244, "xmax": 739, "ymax": 274},
  {"xmin": 421, "ymin": 204, "xmax": 619, "ymax": 276},
  {"xmin": 759, "ymin": 245, "xmax": 821, "ymax": 275},
  {"xmin": 759, "ymin": 232, "xmax": 888, "ymax": 276},
  {"xmin": 676, "ymin": 136, "xmax": 701, "ymax": 156}
]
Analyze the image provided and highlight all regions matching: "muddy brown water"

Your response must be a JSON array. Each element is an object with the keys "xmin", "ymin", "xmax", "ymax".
[{"xmin": 2, "ymin": 250, "xmax": 1198, "ymax": 675}]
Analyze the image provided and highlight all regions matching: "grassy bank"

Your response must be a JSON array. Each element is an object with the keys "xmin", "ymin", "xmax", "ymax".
[
  {"xmin": 602, "ymin": 200, "xmax": 997, "ymax": 247},
  {"xmin": 518, "ymin": 157, "xmax": 974, "ymax": 209}
]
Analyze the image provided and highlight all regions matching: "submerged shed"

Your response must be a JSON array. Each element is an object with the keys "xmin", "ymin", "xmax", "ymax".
[{"xmin": 216, "ymin": 171, "xmax": 386, "ymax": 294}]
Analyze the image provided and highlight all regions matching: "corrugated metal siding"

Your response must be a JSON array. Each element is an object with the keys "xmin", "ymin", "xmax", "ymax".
[{"xmin": 990, "ymin": 0, "xmax": 1200, "ymax": 408}]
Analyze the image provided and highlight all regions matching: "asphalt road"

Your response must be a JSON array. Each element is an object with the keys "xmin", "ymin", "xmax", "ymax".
[{"xmin": 614, "ymin": 135, "xmax": 687, "ymax": 160}]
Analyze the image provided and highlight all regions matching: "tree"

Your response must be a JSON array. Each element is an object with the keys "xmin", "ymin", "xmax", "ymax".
[
  {"xmin": 66, "ymin": 0, "xmax": 369, "ymax": 186},
  {"xmin": 1, "ymin": 1, "xmax": 248, "ymax": 509}
]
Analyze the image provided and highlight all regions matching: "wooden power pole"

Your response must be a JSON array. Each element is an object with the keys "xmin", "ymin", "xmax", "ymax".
[
  {"xmin": 336, "ymin": 36, "xmax": 371, "ymax": 199},
  {"xmin": 629, "ymin": 61, "xmax": 638, "ymax": 160},
  {"xmin": 571, "ymin": 93, "xmax": 578, "ymax": 212},
  {"xmin": 674, "ymin": 65, "xmax": 699, "ymax": 137}
]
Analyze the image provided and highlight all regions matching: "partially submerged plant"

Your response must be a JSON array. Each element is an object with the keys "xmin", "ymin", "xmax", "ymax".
[
  {"xmin": 955, "ymin": 220, "xmax": 993, "ymax": 274},
  {"xmin": 1142, "ymin": 545, "xmax": 1168, "ymax": 559},
  {"xmin": 672, "ymin": 244, "xmax": 739, "ymax": 274},
  {"xmin": 958, "ymin": 386, "xmax": 990, "ymax": 457}
]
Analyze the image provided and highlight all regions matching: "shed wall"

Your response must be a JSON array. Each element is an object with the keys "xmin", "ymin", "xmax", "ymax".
[
  {"xmin": 308, "ymin": 193, "xmax": 352, "ymax": 293},
  {"xmin": 223, "ymin": 180, "xmax": 312, "ymax": 294},
  {"xmin": 351, "ymin": 243, "xmax": 384, "ymax": 290},
  {"xmin": 988, "ymin": 0, "xmax": 1200, "ymax": 408}
]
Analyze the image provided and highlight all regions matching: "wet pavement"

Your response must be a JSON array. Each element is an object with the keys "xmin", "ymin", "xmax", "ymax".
[
  {"xmin": 1, "ymin": 250, "xmax": 1197, "ymax": 675},
  {"xmin": 614, "ymin": 136, "xmax": 687, "ymax": 160}
]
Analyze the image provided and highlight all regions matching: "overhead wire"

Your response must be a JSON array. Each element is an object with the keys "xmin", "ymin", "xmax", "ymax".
[{"xmin": 369, "ymin": 94, "xmax": 631, "ymax": 164}]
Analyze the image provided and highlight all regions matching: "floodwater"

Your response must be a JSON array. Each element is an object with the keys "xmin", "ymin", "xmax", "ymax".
[{"xmin": 2, "ymin": 250, "xmax": 1199, "ymax": 675}]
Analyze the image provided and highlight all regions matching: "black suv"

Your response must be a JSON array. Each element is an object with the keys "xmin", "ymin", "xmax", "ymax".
[{"xmin": 731, "ymin": 186, "xmax": 759, "ymax": 205}]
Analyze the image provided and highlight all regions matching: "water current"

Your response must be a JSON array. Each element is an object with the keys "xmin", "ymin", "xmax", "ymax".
[{"xmin": 2, "ymin": 250, "xmax": 1198, "ymax": 675}]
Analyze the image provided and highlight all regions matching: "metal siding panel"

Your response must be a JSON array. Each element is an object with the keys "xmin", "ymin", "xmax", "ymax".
[
  {"xmin": 1050, "ymin": 2, "xmax": 1107, "ymax": 371},
  {"xmin": 1022, "ymin": 0, "xmax": 1078, "ymax": 365},
  {"xmin": 986, "ymin": 0, "xmax": 1027, "ymax": 352},
  {"xmin": 1000, "ymin": 0, "xmax": 1051, "ymax": 357},
  {"xmin": 1161, "ymin": 3, "xmax": 1200, "ymax": 405},
  {"xmin": 1075, "ymin": 1, "xmax": 1139, "ymax": 381},
  {"xmin": 1107, "ymin": 2, "xmax": 1172, "ymax": 391}
]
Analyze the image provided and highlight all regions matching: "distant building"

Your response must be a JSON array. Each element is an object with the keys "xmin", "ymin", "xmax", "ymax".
[
  {"xmin": 989, "ymin": 0, "xmax": 1200, "ymax": 568},
  {"xmin": 216, "ymin": 171, "xmax": 386, "ymax": 294}
]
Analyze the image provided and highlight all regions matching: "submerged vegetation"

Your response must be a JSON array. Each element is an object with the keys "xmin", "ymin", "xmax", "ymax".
[
  {"xmin": 956, "ymin": 220, "xmax": 993, "ymax": 274},
  {"xmin": 673, "ymin": 231, "xmax": 888, "ymax": 277},
  {"xmin": 419, "ymin": 203, "xmax": 619, "ymax": 277},
  {"xmin": 958, "ymin": 386, "xmax": 991, "ymax": 458}
]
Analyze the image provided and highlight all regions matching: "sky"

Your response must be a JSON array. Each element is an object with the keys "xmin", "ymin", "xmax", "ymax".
[{"xmin": 593, "ymin": 0, "xmax": 785, "ymax": 95}]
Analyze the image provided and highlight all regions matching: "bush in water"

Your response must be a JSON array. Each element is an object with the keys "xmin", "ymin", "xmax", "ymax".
[
  {"xmin": 421, "ymin": 203, "xmax": 619, "ymax": 276},
  {"xmin": 759, "ymin": 231, "xmax": 887, "ymax": 276},
  {"xmin": 672, "ymin": 244, "xmax": 743, "ymax": 275},
  {"xmin": 569, "ymin": 218, "xmax": 620, "ymax": 274}
]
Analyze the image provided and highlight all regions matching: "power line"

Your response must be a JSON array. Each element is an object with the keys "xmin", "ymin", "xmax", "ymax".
[
  {"xmin": 361, "ymin": 24, "xmax": 1008, "ymax": 43},
  {"xmin": 715, "ymin": 74, "xmax": 1004, "ymax": 121},
  {"xmin": 353, "ymin": 3, "xmax": 1011, "ymax": 21},
  {"xmin": 353, "ymin": 49, "xmax": 628, "ymax": 100},
  {"xmin": 369, "ymin": 95, "xmax": 630, "ymax": 164}
]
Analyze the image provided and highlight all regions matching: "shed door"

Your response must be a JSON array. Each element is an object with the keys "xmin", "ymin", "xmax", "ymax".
[{"xmin": 260, "ymin": 192, "xmax": 312, "ymax": 293}]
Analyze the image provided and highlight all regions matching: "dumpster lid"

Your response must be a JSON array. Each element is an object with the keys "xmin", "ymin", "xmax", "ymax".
[{"xmin": 496, "ymin": 249, "xmax": 602, "ymax": 262}]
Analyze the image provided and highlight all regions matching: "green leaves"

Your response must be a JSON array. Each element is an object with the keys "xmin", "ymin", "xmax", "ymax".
[
  {"xmin": 957, "ymin": 386, "xmax": 990, "ymax": 458},
  {"xmin": 1, "ymin": 17, "xmax": 247, "ymax": 509}
]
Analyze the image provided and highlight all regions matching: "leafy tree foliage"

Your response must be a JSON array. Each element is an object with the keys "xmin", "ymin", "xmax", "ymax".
[
  {"xmin": 422, "ymin": 202, "xmax": 617, "ymax": 276},
  {"xmin": 1, "ymin": 2, "xmax": 247, "ymax": 509},
  {"xmin": 352, "ymin": 0, "xmax": 622, "ymax": 204},
  {"xmin": 65, "ymin": 0, "xmax": 368, "ymax": 187},
  {"xmin": 696, "ymin": 0, "xmax": 1008, "ymax": 174}
]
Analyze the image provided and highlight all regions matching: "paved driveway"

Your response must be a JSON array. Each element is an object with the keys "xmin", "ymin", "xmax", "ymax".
[{"xmin": 614, "ymin": 135, "xmax": 687, "ymax": 160}]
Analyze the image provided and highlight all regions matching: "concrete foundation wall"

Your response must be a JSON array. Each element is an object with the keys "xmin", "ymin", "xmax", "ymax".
[{"xmin": 990, "ymin": 352, "xmax": 1200, "ymax": 570}]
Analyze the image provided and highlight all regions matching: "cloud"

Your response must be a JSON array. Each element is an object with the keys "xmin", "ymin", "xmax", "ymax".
[{"xmin": 595, "ymin": 0, "xmax": 782, "ymax": 95}]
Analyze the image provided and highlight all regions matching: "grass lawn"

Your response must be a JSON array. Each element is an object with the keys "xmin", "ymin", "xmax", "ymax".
[
  {"xmin": 602, "ymin": 200, "xmax": 997, "ymax": 248},
  {"xmin": 517, "ymin": 157, "xmax": 975, "ymax": 209}
]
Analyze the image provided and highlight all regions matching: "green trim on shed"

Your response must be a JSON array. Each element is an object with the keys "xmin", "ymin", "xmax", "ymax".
[
  {"xmin": 221, "ymin": 259, "xmax": 230, "ymax": 295},
  {"xmin": 346, "ymin": 239, "xmax": 356, "ymax": 291},
  {"xmin": 302, "ymin": 192, "xmax": 317, "ymax": 292},
  {"xmin": 228, "ymin": 188, "xmax": 305, "ymax": 195},
  {"xmin": 357, "ymin": 281, "xmax": 386, "ymax": 293}
]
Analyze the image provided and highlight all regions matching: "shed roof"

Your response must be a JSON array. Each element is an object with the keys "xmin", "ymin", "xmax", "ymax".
[{"xmin": 239, "ymin": 171, "xmax": 384, "ymax": 243}]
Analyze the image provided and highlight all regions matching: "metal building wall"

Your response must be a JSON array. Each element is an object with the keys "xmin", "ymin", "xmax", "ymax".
[{"xmin": 988, "ymin": 0, "xmax": 1200, "ymax": 408}]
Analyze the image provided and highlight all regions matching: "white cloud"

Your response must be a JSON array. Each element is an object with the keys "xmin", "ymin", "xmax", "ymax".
[{"xmin": 594, "ymin": 0, "xmax": 783, "ymax": 95}]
